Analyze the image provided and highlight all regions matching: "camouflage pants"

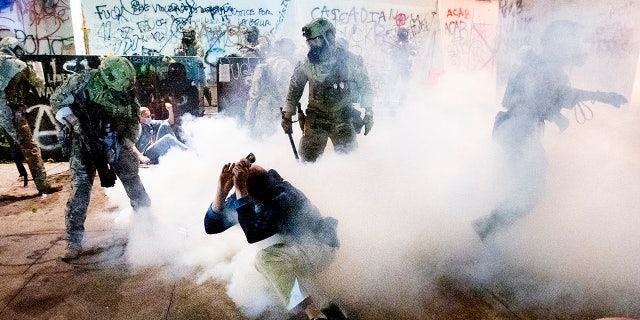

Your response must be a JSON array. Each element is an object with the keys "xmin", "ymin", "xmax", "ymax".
[
  {"xmin": 65, "ymin": 136, "xmax": 151, "ymax": 244},
  {"xmin": 474, "ymin": 117, "xmax": 548, "ymax": 239},
  {"xmin": 0, "ymin": 106, "xmax": 50, "ymax": 192},
  {"xmin": 255, "ymin": 241, "xmax": 336, "ymax": 310},
  {"xmin": 300, "ymin": 109, "xmax": 357, "ymax": 162}
]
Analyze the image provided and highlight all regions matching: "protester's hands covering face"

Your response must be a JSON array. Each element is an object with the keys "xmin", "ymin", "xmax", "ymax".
[
  {"xmin": 218, "ymin": 162, "xmax": 235, "ymax": 195},
  {"xmin": 232, "ymin": 158, "xmax": 251, "ymax": 197}
]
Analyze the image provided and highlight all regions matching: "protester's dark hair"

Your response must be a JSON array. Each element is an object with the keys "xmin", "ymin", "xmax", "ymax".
[
  {"xmin": 246, "ymin": 167, "xmax": 286, "ymax": 203},
  {"xmin": 246, "ymin": 166, "xmax": 271, "ymax": 202}
]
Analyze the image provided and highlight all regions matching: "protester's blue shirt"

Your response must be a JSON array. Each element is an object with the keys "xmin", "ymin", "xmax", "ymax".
[
  {"xmin": 136, "ymin": 119, "xmax": 165, "ymax": 152},
  {"xmin": 204, "ymin": 169, "xmax": 338, "ymax": 246}
]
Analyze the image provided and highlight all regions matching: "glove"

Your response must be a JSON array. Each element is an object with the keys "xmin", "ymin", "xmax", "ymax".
[
  {"xmin": 597, "ymin": 91, "xmax": 627, "ymax": 108},
  {"xmin": 363, "ymin": 113, "xmax": 373, "ymax": 136},
  {"xmin": 281, "ymin": 116, "xmax": 293, "ymax": 134}
]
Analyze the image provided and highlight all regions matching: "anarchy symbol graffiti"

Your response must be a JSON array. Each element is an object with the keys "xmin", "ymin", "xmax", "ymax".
[{"xmin": 25, "ymin": 104, "xmax": 62, "ymax": 152}]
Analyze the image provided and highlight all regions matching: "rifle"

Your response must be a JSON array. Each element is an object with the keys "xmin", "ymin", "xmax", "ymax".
[
  {"xmin": 280, "ymin": 107, "xmax": 299, "ymax": 160},
  {"xmin": 71, "ymin": 91, "xmax": 117, "ymax": 188}
]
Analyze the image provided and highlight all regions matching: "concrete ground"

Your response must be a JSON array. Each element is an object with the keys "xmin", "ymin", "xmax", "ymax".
[{"xmin": 1, "ymin": 162, "xmax": 638, "ymax": 320}]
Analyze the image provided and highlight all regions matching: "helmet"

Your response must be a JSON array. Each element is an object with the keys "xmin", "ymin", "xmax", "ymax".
[
  {"xmin": 182, "ymin": 24, "xmax": 196, "ymax": 35},
  {"xmin": 99, "ymin": 56, "xmax": 136, "ymax": 92},
  {"xmin": 302, "ymin": 18, "xmax": 335, "ymax": 40},
  {"xmin": 0, "ymin": 37, "xmax": 24, "ymax": 57}
]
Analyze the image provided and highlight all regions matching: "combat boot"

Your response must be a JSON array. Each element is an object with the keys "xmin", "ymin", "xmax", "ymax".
[
  {"xmin": 61, "ymin": 242, "xmax": 82, "ymax": 262},
  {"xmin": 39, "ymin": 185, "xmax": 63, "ymax": 196}
]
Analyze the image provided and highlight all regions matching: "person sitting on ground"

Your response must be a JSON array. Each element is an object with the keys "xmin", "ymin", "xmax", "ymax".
[
  {"xmin": 134, "ymin": 103, "xmax": 187, "ymax": 165},
  {"xmin": 204, "ymin": 155, "xmax": 348, "ymax": 320}
]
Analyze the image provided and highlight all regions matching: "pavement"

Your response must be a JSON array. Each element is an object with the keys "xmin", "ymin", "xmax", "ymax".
[
  {"xmin": 1, "ymin": 162, "xmax": 639, "ymax": 320},
  {"xmin": 0, "ymin": 162, "xmax": 249, "ymax": 320}
]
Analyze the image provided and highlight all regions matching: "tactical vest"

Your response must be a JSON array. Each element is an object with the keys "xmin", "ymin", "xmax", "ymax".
[
  {"xmin": 306, "ymin": 47, "xmax": 353, "ymax": 114},
  {"xmin": 72, "ymin": 72, "xmax": 138, "ymax": 142}
]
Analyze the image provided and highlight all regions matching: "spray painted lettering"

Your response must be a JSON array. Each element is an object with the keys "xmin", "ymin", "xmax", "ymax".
[
  {"xmin": 446, "ymin": 8, "xmax": 471, "ymax": 19},
  {"xmin": 0, "ymin": 0, "xmax": 73, "ymax": 54},
  {"xmin": 84, "ymin": 0, "xmax": 284, "ymax": 58},
  {"xmin": 443, "ymin": 5, "xmax": 497, "ymax": 72}
]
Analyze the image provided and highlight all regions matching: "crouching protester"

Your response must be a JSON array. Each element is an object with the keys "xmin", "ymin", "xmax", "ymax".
[
  {"xmin": 204, "ymin": 155, "xmax": 348, "ymax": 320},
  {"xmin": 51, "ymin": 56, "xmax": 151, "ymax": 261}
]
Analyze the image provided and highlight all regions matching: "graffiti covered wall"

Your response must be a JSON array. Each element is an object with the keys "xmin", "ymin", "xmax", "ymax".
[
  {"xmin": 79, "ymin": 1, "xmax": 438, "ymax": 58},
  {"xmin": 494, "ymin": 0, "xmax": 640, "ymax": 98},
  {"xmin": 439, "ymin": 0, "xmax": 498, "ymax": 73},
  {"xmin": 0, "ymin": 0, "xmax": 75, "ymax": 54},
  {"xmin": 79, "ymin": 0, "xmax": 442, "ymax": 113}
]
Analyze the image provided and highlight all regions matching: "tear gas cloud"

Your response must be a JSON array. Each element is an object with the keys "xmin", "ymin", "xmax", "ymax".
[{"xmin": 102, "ymin": 17, "xmax": 640, "ymax": 318}]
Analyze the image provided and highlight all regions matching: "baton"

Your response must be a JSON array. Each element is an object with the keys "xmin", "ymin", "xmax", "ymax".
[{"xmin": 287, "ymin": 132, "xmax": 299, "ymax": 160}]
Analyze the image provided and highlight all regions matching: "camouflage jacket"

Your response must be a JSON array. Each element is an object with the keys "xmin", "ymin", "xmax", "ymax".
[
  {"xmin": 0, "ymin": 54, "xmax": 43, "ymax": 141},
  {"xmin": 502, "ymin": 50, "xmax": 581, "ymax": 127},
  {"xmin": 0, "ymin": 53, "xmax": 43, "ymax": 111},
  {"xmin": 285, "ymin": 46, "xmax": 373, "ymax": 117},
  {"xmin": 50, "ymin": 70, "xmax": 139, "ymax": 144}
]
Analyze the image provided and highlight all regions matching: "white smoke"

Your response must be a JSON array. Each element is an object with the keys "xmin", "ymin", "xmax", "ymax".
[{"xmin": 98, "ymin": 22, "xmax": 640, "ymax": 320}]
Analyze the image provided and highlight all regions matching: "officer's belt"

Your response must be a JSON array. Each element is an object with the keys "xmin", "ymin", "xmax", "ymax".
[{"xmin": 305, "ymin": 106, "xmax": 350, "ymax": 120}]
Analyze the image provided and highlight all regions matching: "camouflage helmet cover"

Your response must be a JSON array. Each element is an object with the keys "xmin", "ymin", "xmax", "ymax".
[
  {"xmin": 302, "ymin": 18, "xmax": 335, "ymax": 40},
  {"xmin": 182, "ymin": 24, "xmax": 196, "ymax": 34},
  {"xmin": 99, "ymin": 56, "xmax": 136, "ymax": 92}
]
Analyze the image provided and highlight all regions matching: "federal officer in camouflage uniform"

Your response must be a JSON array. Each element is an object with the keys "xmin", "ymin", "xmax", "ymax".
[
  {"xmin": 0, "ymin": 37, "xmax": 61, "ymax": 194},
  {"xmin": 245, "ymin": 38, "xmax": 297, "ymax": 139},
  {"xmin": 174, "ymin": 25, "xmax": 204, "ymax": 57},
  {"xmin": 51, "ymin": 56, "xmax": 151, "ymax": 261},
  {"xmin": 281, "ymin": 18, "xmax": 374, "ymax": 162},
  {"xmin": 472, "ymin": 20, "xmax": 628, "ymax": 241}
]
